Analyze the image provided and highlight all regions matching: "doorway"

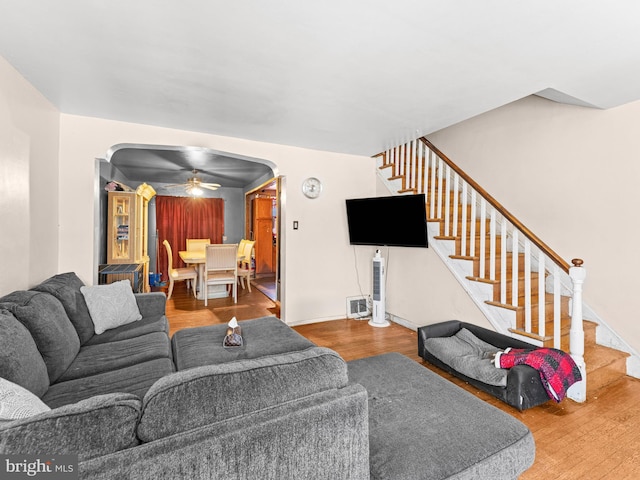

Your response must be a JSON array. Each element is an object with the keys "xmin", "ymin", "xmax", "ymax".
[
  {"xmin": 245, "ymin": 177, "xmax": 281, "ymax": 302},
  {"xmin": 96, "ymin": 143, "xmax": 280, "ymax": 295}
]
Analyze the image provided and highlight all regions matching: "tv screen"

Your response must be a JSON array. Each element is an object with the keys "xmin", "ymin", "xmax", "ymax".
[{"xmin": 345, "ymin": 194, "xmax": 428, "ymax": 247}]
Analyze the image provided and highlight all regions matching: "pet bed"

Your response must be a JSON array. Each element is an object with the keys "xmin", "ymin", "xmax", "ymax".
[{"xmin": 418, "ymin": 320, "xmax": 552, "ymax": 411}]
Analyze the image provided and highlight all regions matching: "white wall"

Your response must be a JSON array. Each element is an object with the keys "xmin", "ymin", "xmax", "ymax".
[
  {"xmin": 0, "ymin": 56, "xmax": 59, "ymax": 295},
  {"xmin": 427, "ymin": 95, "xmax": 640, "ymax": 354},
  {"xmin": 57, "ymin": 114, "xmax": 376, "ymax": 324}
]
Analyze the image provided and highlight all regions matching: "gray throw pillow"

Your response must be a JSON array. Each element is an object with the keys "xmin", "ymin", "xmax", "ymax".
[{"xmin": 81, "ymin": 281, "xmax": 142, "ymax": 335}]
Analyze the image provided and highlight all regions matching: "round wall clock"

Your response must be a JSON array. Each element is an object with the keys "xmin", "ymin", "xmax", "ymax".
[{"xmin": 302, "ymin": 177, "xmax": 322, "ymax": 199}]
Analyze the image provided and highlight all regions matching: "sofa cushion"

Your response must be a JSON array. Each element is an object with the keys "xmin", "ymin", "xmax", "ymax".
[
  {"xmin": 171, "ymin": 315, "xmax": 316, "ymax": 370},
  {"xmin": 42, "ymin": 358, "xmax": 175, "ymax": 409},
  {"xmin": 81, "ymin": 280, "xmax": 142, "ymax": 335},
  {"xmin": 0, "ymin": 393, "xmax": 141, "ymax": 461},
  {"xmin": 0, "ymin": 309, "xmax": 49, "ymax": 397},
  {"xmin": 0, "ymin": 377, "xmax": 50, "ymax": 421},
  {"xmin": 348, "ymin": 353, "xmax": 535, "ymax": 480},
  {"xmin": 58, "ymin": 332, "xmax": 172, "ymax": 382},
  {"xmin": 137, "ymin": 347, "xmax": 348, "ymax": 442},
  {"xmin": 84, "ymin": 314, "xmax": 169, "ymax": 346},
  {"xmin": 31, "ymin": 272, "xmax": 95, "ymax": 344},
  {"xmin": 0, "ymin": 290, "xmax": 80, "ymax": 383}
]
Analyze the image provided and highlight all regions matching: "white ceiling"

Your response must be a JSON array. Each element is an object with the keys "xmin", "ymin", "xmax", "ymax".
[{"xmin": 2, "ymin": 1, "xmax": 640, "ymax": 158}]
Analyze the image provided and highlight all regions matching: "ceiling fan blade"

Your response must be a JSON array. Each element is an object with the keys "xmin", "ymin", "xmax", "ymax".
[{"xmin": 162, "ymin": 173, "xmax": 221, "ymax": 192}]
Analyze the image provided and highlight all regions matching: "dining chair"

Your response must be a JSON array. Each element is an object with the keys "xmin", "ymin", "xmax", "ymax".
[
  {"xmin": 163, "ymin": 240, "xmax": 198, "ymax": 300},
  {"xmin": 237, "ymin": 240, "xmax": 256, "ymax": 292},
  {"xmin": 204, "ymin": 244, "xmax": 238, "ymax": 306},
  {"xmin": 186, "ymin": 238, "xmax": 211, "ymax": 253}
]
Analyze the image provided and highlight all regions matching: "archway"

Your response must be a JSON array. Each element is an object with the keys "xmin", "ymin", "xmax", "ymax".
[{"xmin": 95, "ymin": 143, "xmax": 281, "ymax": 301}]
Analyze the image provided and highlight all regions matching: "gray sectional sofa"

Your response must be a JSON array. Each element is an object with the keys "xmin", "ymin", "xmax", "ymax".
[
  {"xmin": 0, "ymin": 273, "xmax": 368, "ymax": 479},
  {"xmin": 1, "ymin": 272, "xmax": 535, "ymax": 479}
]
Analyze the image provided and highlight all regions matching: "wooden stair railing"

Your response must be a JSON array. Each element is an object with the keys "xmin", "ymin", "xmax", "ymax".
[{"xmin": 376, "ymin": 138, "xmax": 588, "ymax": 402}]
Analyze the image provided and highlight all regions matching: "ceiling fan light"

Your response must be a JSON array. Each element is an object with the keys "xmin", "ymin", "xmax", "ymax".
[{"xmin": 186, "ymin": 185, "xmax": 203, "ymax": 196}]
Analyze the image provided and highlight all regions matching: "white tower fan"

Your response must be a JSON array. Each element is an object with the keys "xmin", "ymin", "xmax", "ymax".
[{"xmin": 369, "ymin": 250, "xmax": 390, "ymax": 327}]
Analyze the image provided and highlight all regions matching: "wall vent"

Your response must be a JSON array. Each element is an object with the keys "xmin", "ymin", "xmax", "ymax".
[{"xmin": 346, "ymin": 296, "xmax": 370, "ymax": 319}]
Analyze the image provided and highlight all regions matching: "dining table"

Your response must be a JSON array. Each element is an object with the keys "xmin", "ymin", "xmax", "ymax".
[{"xmin": 179, "ymin": 248, "xmax": 244, "ymax": 300}]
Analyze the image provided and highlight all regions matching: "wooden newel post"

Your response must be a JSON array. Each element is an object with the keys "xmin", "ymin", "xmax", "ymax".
[{"xmin": 568, "ymin": 258, "xmax": 587, "ymax": 402}]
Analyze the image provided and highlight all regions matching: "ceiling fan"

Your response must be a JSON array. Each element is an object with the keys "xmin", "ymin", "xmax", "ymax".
[{"xmin": 165, "ymin": 170, "xmax": 221, "ymax": 196}]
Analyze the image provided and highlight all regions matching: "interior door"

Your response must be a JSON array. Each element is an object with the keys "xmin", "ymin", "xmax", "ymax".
[{"xmin": 252, "ymin": 197, "xmax": 274, "ymax": 274}]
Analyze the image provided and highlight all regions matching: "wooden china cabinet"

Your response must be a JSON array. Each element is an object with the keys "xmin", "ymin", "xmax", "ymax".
[{"xmin": 104, "ymin": 183, "xmax": 156, "ymax": 292}]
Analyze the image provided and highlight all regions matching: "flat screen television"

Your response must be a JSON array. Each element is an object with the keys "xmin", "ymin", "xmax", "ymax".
[{"xmin": 345, "ymin": 194, "xmax": 428, "ymax": 247}]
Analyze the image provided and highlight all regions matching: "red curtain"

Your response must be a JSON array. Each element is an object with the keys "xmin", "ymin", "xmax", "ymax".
[{"xmin": 156, "ymin": 196, "xmax": 224, "ymax": 281}]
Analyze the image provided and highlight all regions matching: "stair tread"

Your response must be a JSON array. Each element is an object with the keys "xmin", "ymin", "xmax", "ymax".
[
  {"xmin": 509, "ymin": 319, "xmax": 598, "ymax": 341},
  {"xmin": 584, "ymin": 345, "xmax": 629, "ymax": 393},
  {"xmin": 435, "ymin": 235, "xmax": 458, "ymax": 241},
  {"xmin": 450, "ymin": 254, "xmax": 477, "ymax": 261},
  {"xmin": 466, "ymin": 272, "xmax": 540, "ymax": 284},
  {"xmin": 486, "ymin": 294, "xmax": 570, "ymax": 310},
  {"xmin": 584, "ymin": 344, "xmax": 629, "ymax": 370}
]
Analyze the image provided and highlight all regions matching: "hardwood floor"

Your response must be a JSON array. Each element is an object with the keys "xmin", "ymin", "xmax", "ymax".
[
  {"xmin": 165, "ymin": 286, "xmax": 640, "ymax": 479},
  {"xmin": 164, "ymin": 281, "xmax": 278, "ymax": 337}
]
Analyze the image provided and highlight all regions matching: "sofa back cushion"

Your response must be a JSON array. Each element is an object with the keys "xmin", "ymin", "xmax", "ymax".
[
  {"xmin": 0, "ymin": 393, "xmax": 141, "ymax": 461},
  {"xmin": 0, "ymin": 291, "xmax": 80, "ymax": 383},
  {"xmin": 31, "ymin": 272, "xmax": 95, "ymax": 344},
  {"xmin": 0, "ymin": 309, "xmax": 49, "ymax": 397},
  {"xmin": 137, "ymin": 347, "xmax": 348, "ymax": 442}
]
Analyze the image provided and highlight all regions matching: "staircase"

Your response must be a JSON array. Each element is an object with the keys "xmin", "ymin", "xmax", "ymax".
[{"xmin": 376, "ymin": 137, "xmax": 631, "ymax": 400}]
